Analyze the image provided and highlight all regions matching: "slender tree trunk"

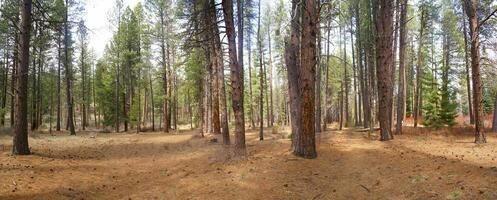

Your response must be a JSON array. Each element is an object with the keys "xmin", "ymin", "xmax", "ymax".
[
  {"xmin": 149, "ymin": 68, "xmax": 155, "ymax": 131},
  {"xmin": 395, "ymin": 0, "xmax": 407, "ymax": 134},
  {"xmin": 267, "ymin": 22, "xmax": 274, "ymax": 127},
  {"xmin": 257, "ymin": 0, "xmax": 264, "ymax": 141},
  {"xmin": 350, "ymin": 16, "xmax": 358, "ymax": 127},
  {"xmin": 0, "ymin": 49, "xmax": 8, "ymax": 126},
  {"xmin": 465, "ymin": 0, "xmax": 486, "ymax": 143},
  {"xmin": 30, "ymin": 29, "xmax": 37, "ymax": 131},
  {"xmin": 223, "ymin": 0, "xmax": 246, "ymax": 156},
  {"xmin": 462, "ymin": 5, "xmax": 474, "ymax": 125},
  {"xmin": 10, "ymin": 35, "xmax": 17, "ymax": 128},
  {"xmin": 323, "ymin": 20, "xmax": 331, "ymax": 131},
  {"xmin": 159, "ymin": 9, "xmax": 168, "ymax": 133},
  {"xmin": 315, "ymin": 0, "xmax": 322, "ymax": 133},
  {"xmin": 212, "ymin": 1, "xmax": 230, "ymax": 143},
  {"xmin": 65, "ymin": 0, "xmax": 76, "ymax": 135},
  {"xmin": 343, "ymin": 23, "xmax": 350, "ymax": 127},
  {"xmin": 211, "ymin": 33, "xmax": 221, "ymax": 135},
  {"xmin": 492, "ymin": 94, "xmax": 497, "ymax": 132},
  {"xmin": 247, "ymin": 38, "xmax": 255, "ymax": 130},
  {"xmin": 414, "ymin": 8, "xmax": 426, "ymax": 128},
  {"xmin": 12, "ymin": 0, "xmax": 32, "ymax": 155},
  {"xmin": 81, "ymin": 36, "xmax": 86, "ymax": 131}
]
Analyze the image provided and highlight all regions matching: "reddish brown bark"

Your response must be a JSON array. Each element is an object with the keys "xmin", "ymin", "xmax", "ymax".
[
  {"xmin": 222, "ymin": 0, "xmax": 246, "ymax": 156},
  {"xmin": 465, "ymin": 0, "xmax": 486, "ymax": 143},
  {"xmin": 374, "ymin": 0, "xmax": 394, "ymax": 141}
]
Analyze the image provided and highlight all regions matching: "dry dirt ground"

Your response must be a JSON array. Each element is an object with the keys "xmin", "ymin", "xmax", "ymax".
[{"xmin": 1, "ymin": 126, "xmax": 497, "ymax": 200}]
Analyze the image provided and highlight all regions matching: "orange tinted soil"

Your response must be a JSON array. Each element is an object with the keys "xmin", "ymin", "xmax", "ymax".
[{"xmin": 1, "ymin": 127, "xmax": 497, "ymax": 199}]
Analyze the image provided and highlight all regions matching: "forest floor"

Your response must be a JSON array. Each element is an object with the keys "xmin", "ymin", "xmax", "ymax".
[{"xmin": 1, "ymin": 125, "xmax": 497, "ymax": 200}]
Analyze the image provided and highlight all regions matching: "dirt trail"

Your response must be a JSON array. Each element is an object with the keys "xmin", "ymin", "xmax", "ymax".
[{"xmin": 1, "ymin": 127, "xmax": 497, "ymax": 199}]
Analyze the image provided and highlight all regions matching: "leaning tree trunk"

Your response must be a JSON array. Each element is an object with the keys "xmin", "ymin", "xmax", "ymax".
[
  {"xmin": 374, "ymin": 0, "xmax": 394, "ymax": 141},
  {"xmin": 465, "ymin": 0, "xmax": 486, "ymax": 143},
  {"xmin": 223, "ymin": 0, "xmax": 246, "ymax": 156},
  {"xmin": 12, "ymin": 0, "xmax": 32, "ymax": 155}
]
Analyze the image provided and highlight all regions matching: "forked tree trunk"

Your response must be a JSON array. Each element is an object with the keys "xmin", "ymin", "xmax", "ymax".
[{"xmin": 223, "ymin": 0, "xmax": 246, "ymax": 156}]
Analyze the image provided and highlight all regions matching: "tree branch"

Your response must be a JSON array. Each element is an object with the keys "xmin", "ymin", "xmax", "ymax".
[{"xmin": 478, "ymin": 7, "xmax": 497, "ymax": 28}]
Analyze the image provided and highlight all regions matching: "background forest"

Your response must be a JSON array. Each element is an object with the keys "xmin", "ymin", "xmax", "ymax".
[{"xmin": 1, "ymin": 0, "xmax": 497, "ymax": 155}]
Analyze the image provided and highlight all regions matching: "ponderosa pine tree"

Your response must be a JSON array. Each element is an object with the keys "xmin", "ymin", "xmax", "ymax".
[
  {"xmin": 64, "ymin": 0, "xmax": 76, "ymax": 135},
  {"xmin": 395, "ymin": 0, "xmax": 407, "ymax": 134},
  {"xmin": 374, "ymin": 0, "xmax": 394, "ymax": 141},
  {"xmin": 465, "ymin": 0, "xmax": 485, "ymax": 143},
  {"xmin": 12, "ymin": 0, "xmax": 32, "ymax": 155},
  {"xmin": 288, "ymin": 0, "xmax": 317, "ymax": 158},
  {"xmin": 222, "ymin": 0, "xmax": 246, "ymax": 156}
]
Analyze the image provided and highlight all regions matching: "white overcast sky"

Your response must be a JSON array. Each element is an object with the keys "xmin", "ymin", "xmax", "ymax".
[
  {"xmin": 84, "ymin": 0, "xmax": 278, "ymax": 59},
  {"xmin": 84, "ymin": 0, "xmax": 143, "ymax": 58}
]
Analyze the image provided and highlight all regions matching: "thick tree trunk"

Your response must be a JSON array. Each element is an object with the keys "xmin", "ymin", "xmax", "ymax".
[
  {"xmin": 374, "ymin": 0, "xmax": 394, "ymax": 141},
  {"xmin": 223, "ymin": 0, "xmax": 246, "ymax": 156},
  {"xmin": 294, "ymin": 0, "xmax": 317, "ymax": 158},
  {"xmin": 12, "ymin": 0, "xmax": 32, "ymax": 155},
  {"xmin": 465, "ymin": 0, "xmax": 486, "ymax": 143},
  {"xmin": 395, "ymin": 0, "xmax": 407, "ymax": 134},
  {"xmin": 286, "ymin": 0, "xmax": 302, "ymax": 153}
]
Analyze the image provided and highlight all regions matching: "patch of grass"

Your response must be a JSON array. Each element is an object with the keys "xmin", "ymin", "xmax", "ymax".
[
  {"xmin": 446, "ymin": 190, "xmax": 462, "ymax": 199},
  {"xmin": 410, "ymin": 175, "xmax": 428, "ymax": 183},
  {"xmin": 272, "ymin": 125, "xmax": 280, "ymax": 135}
]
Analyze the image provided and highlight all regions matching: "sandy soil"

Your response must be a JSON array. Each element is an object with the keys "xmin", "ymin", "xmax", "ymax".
[{"xmin": 1, "ymin": 126, "xmax": 497, "ymax": 200}]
